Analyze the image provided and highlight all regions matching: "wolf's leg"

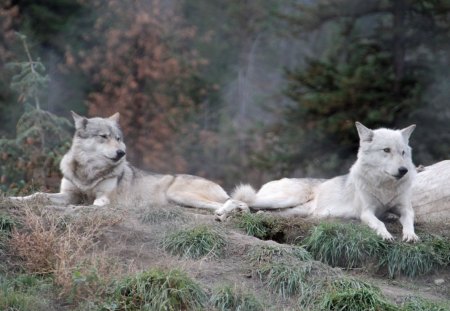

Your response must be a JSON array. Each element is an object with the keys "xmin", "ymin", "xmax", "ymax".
[
  {"xmin": 396, "ymin": 203, "xmax": 419, "ymax": 242},
  {"xmin": 167, "ymin": 191, "xmax": 224, "ymax": 210},
  {"xmin": 92, "ymin": 178, "xmax": 118, "ymax": 206},
  {"xmin": 268, "ymin": 205, "xmax": 312, "ymax": 217},
  {"xmin": 10, "ymin": 191, "xmax": 74, "ymax": 205},
  {"xmin": 360, "ymin": 210, "xmax": 394, "ymax": 241}
]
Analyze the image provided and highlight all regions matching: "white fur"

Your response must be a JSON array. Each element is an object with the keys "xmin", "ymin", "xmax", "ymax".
[
  {"xmin": 9, "ymin": 112, "xmax": 249, "ymax": 214},
  {"xmin": 217, "ymin": 122, "xmax": 419, "ymax": 242}
]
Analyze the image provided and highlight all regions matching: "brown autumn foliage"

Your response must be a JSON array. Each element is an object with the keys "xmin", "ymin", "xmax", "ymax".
[{"xmin": 64, "ymin": 0, "xmax": 215, "ymax": 173}]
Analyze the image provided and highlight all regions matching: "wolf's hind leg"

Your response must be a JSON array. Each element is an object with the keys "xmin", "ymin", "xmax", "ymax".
[
  {"xmin": 167, "ymin": 190, "xmax": 224, "ymax": 210},
  {"xmin": 10, "ymin": 192, "xmax": 74, "ymax": 205}
]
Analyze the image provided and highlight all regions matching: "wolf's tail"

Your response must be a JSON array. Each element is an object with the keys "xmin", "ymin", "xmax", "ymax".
[{"xmin": 231, "ymin": 184, "xmax": 257, "ymax": 206}]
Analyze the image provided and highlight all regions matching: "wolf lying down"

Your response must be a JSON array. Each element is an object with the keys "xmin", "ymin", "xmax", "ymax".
[
  {"xmin": 10, "ymin": 112, "xmax": 249, "ymax": 214},
  {"xmin": 217, "ymin": 122, "xmax": 419, "ymax": 242},
  {"xmin": 10, "ymin": 112, "xmax": 418, "ymax": 241}
]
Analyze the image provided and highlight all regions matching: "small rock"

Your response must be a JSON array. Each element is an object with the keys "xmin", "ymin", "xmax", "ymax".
[{"xmin": 434, "ymin": 278, "xmax": 445, "ymax": 285}]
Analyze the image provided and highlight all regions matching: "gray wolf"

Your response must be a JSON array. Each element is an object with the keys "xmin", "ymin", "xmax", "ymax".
[
  {"xmin": 217, "ymin": 122, "xmax": 419, "ymax": 242},
  {"xmin": 10, "ymin": 112, "xmax": 249, "ymax": 214}
]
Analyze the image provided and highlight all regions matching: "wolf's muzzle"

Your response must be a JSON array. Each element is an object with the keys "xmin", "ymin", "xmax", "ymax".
[
  {"xmin": 114, "ymin": 150, "xmax": 126, "ymax": 161},
  {"xmin": 394, "ymin": 166, "xmax": 408, "ymax": 179}
]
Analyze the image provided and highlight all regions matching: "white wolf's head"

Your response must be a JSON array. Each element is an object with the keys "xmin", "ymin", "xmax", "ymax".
[
  {"xmin": 355, "ymin": 122, "xmax": 416, "ymax": 180},
  {"xmin": 71, "ymin": 111, "xmax": 126, "ymax": 164}
]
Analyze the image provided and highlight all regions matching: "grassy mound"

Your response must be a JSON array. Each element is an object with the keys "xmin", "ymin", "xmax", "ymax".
[
  {"xmin": 108, "ymin": 268, "xmax": 206, "ymax": 311},
  {"xmin": 302, "ymin": 222, "xmax": 450, "ymax": 278},
  {"xmin": 210, "ymin": 284, "xmax": 264, "ymax": 311},
  {"xmin": 318, "ymin": 278, "xmax": 398, "ymax": 311},
  {"xmin": 303, "ymin": 222, "xmax": 385, "ymax": 268},
  {"xmin": 380, "ymin": 235, "xmax": 449, "ymax": 278},
  {"xmin": 162, "ymin": 225, "xmax": 226, "ymax": 259}
]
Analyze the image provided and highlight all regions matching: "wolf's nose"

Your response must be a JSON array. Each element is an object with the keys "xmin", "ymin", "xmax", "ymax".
[
  {"xmin": 398, "ymin": 166, "xmax": 408, "ymax": 177},
  {"xmin": 116, "ymin": 150, "xmax": 126, "ymax": 159}
]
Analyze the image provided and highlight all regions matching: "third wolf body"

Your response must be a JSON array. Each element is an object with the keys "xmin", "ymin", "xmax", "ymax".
[{"xmin": 222, "ymin": 122, "xmax": 419, "ymax": 241}]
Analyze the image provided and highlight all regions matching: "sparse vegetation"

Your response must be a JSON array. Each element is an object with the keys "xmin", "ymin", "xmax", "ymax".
[
  {"xmin": 162, "ymin": 225, "xmax": 226, "ymax": 259},
  {"xmin": 107, "ymin": 268, "xmax": 207, "ymax": 311},
  {"xmin": 138, "ymin": 205, "xmax": 187, "ymax": 224},
  {"xmin": 0, "ymin": 274, "xmax": 55, "ymax": 311},
  {"xmin": 7, "ymin": 207, "xmax": 122, "ymax": 299},
  {"xmin": 247, "ymin": 244, "xmax": 312, "ymax": 265},
  {"xmin": 401, "ymin": 296, "xmax": 450, "ymax": 311},
  {"xmin": 210, "ymin": 284, "xmax": 264, "ymax": 311}
]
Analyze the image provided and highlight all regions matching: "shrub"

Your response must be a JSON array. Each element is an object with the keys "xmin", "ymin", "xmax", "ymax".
[
  {"xmin": 162, "ymin": 225, "xmax": 226, "ymax": 259},
  {"xmin": 110, "ymin": 268, "xmax": 206, "ymax": 311},
  {"xmin": 7, "ymin": 207, "xmax": 121, "ymax": 298},
  {"xmin": 233, "ymin": 212, "xmax": 283, "ymax": 240},
  {"xmin": 304, "ymin": 222, "xmax": 386, "ymax": 268},
  {"xmin": 210, "ymin": 284, "xmax": 264, "ymax": 311},
  {"xmin": 0, "ymin": 212, "xmax": 16, "ymax": 234}
]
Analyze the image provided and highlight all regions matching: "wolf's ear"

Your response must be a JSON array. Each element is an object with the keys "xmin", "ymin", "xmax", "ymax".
[
  {"xmin": 401, "ymin": 124, "xmax": 416, "ymax": 142},
  {"xmin": 355, "ymin": 122, "xmax": 373, "ymax": 142},
  {"xmin": 71, "ymin": 111, "xmax": 88, "ymax": 129},
  {"xmin": 108, "ymin": 112, "xmax": 120, "ymax": 124}
]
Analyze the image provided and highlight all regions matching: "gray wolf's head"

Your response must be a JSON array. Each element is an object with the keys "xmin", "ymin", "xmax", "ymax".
[
  {"xmin": 355, "ymin": 122, "xmax": 416, "ymax": 180},
  {"xmin": 71, "ymin": 111, "xmax": 126, "ymax": 164}
]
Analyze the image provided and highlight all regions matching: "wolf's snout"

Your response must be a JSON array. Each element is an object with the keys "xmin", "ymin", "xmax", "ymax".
[
  {"xmin": 115, "ymin": 150, "xmax": 126, "ymax": 160},
  {"xmin": 397, "ymin": 166, "xmax": 408, "ymax": 178}
]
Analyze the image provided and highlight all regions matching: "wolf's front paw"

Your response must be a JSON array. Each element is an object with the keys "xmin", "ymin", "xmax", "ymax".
[
  {"xmin": 378, "ymin": 230, "xmax": 394, "ymax": 241},
  {"xmin": 93, "ymin": 197, "xmax": 110, "ymax": 206},
  {"xmin": 402, "ymin": 232, "xmax": 420, "ymax": 242}
]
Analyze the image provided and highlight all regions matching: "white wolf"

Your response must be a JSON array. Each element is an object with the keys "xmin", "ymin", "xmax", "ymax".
[
  {"xmin": 217, "ymin": 122, "xmax": 419, "ymax": 242},
  {"xmin": 10, "ymin": 112, "xmax": 249, "ymax": 214}
]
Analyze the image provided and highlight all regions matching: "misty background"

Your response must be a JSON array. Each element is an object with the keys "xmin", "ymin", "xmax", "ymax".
[{"xmin": 0, "ymin": 0, "xmax": 449, "ymax": 192}]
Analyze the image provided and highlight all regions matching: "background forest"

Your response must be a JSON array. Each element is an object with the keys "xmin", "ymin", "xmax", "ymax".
[{"xmin": 0, "ymin": 0, "xmax": 449, "ymax": 192}]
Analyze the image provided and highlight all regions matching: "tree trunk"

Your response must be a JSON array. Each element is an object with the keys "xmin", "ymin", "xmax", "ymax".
[{"xmin": 412, "ymin": 160, "xmax": 450, "ymax": 223}]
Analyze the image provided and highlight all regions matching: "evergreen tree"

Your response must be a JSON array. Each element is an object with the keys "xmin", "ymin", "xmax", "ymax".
[{"xmin": 263, "ymin": 0, "xmax": 450, "ymax": 177}]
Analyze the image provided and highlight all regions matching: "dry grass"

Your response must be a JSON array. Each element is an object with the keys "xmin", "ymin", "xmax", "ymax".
[{"xmin": 7, "ymin": 206, "xmax": 123, "ymax": 299}]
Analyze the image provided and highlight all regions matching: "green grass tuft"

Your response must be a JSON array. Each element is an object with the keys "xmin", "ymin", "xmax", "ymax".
[
  {"xmin": 401, "ymin": 296, "xmax": 450, "ymax": 311},
  {"xmin": 318, "ymin": 278, "xmax": 398, "ymax": 311},
  {"xmin": 379, "ymin": 235, "xmax": 447, "ymax": 278},
  {"xmin": 304, "ymin": 222, "xmax": 385, "ymax": 268},
  {"xmin": 162, "ymin": 225, "xmax": 226, "ymax": 259},
  {"xmin": 0, "ymin": 274, "xmax": 54, "ymax": 311},
  {"xmin": 0, "ymin": 212, "xmax": 16, "ymax": 234},
  {"xmin": 256, "ymin": 262, "xmax": 310, "ymax": 298},
  {"xmin": 210, "ymin": 284, "xmax": 264, "ymax": 311},
  {"xmin": 110, "ymin": 268, "xmax": 207, "ymax": 311},
  {"xmin": 233, "ymin": 212, "xmax": 283, "ymax": 240}
]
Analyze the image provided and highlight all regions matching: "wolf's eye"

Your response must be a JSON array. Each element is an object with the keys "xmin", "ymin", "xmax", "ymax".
[
  {"xmin": 99, "ymin": 134, "xmax": 108, "ymax": 139},
  {"xmin": 383, "ymin": 148, "xmax": 391, "ymax": 153},
  {"xmin": 116, "ymin": 136, "xmax": 121, "ymax": 141},
  {"xmin": 402, "ymin": 150, "xmax": 405, "ymax": 156}
]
